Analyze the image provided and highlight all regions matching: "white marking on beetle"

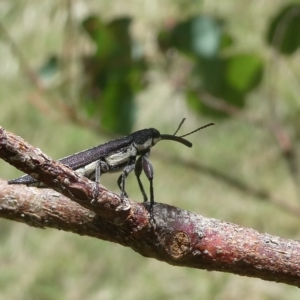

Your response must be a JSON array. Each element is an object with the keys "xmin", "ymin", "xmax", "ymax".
[
  {"xmin": 76, "ymin": 161, "xmax": 99, "ymax": 177},
  {"xmin": 134, "ymin": 138, "xmax": 152, "ymax": 151},
  {"xmin": 105, "ymin": 145, "xmax": 137, "ymax": 166}
]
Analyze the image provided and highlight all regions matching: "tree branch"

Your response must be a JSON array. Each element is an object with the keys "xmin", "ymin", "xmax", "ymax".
[{"xmin": 1, "ymin": 127, "xmax": 300, "ymax": 287}]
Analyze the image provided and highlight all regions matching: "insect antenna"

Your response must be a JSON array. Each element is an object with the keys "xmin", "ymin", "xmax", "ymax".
[
  {"xmin": 173, "ymin": 118, "xmax": 186, "ymax": 136},
  {"xmin": 178, "ymin": 123, "xmax": 215, "ymax": 138},
  {"xmin": 160, "ymin": 121, "xmax": 214, "ymax": 148}
]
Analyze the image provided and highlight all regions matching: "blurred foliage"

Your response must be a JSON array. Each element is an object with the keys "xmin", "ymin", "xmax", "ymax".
[
  {"xmin": 267, "ymin": 4, "xmax": 300, "ymax": 55},
  {"xmin": 38, "ymin": 55, "xmax": 59, "ymax": 85},
  {"xmin": 81, "ymin": 16, "xmax": 148, "ymax": 134},
  {"xmin": 158, "ymin": 16, "xmax": 225, "ymax": 58},
  {"xmin": 36, "ymin": 4, "xmax": 300, "ymax": 129},
  {"xmin": 1, "ymin": 1, "xmax": 300, "ymax": 299},
  {"xmin": 37, "ymin": 15, "xmax": 148, "ymax": 135},
  {"xmin": 158, "ymin": 15, "xmax": 263, "ymax": 118}
]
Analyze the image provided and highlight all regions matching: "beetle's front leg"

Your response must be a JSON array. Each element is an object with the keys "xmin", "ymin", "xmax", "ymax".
[
  {"xmin": 140, "ymin": 155, "xmax": 154, "ymax": 206},
  {"xmin": 136, "ymin": 152, "xmax": 155, "ymax": 221},
  {"xmin": 117, "ymin": 157, "xmax": 136, "ymax": 201},
  {"xmin": 135, "ymin": 155, "xmax": 148, "ymax": 202}
]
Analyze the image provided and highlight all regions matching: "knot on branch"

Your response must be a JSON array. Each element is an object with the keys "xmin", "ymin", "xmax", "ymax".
[{"xmin": 166, "ymin": 231, "xmax": 190, "ymax": 258}]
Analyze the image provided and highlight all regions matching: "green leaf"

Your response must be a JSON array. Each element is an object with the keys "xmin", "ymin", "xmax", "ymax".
[
  {"xmin": 267, "ymin": 4, "xmax": 300, "ymax": 55},
  {"xmin": 81, "ymin": 15, "xmax": 148, "ymax": 135},
  {"xmin": 158, "ymin": 16, "xmax": 227, "ymax": 59},
  {"xmin": 220, "ymin": 32, "xmax": 234, "ymax": 50},
  {"xmin": 82, "ymin": 16, "xmax": 114, "ymax": 58},
  {"xmin": 197, "ymin": 57, "xmax": 225, "ymax": 95},
  {"xmin": 100, "ymin": 78, "xmax": 135, "ymax": 135},
  {"xmin": 185, "ymin": 53, "xmax": 263, "ymax": 119},
  {"xmin": 225, "ymin": 54, "xmax": 263, "ymax": 92}
]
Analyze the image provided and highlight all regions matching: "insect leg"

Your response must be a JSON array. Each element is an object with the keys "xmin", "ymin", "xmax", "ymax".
[
  {"xmin": 135, "ymin": 155, "xmax": 148, "ymax": 202},
  {"xmin": 117, "ymin": 157, "xmax": 136, "ymax": 199},
  {"xmin": 135, "ymin": 152, "xmax": 156, "ymax": 221},
  {"xmin": 140, "ymin": 154, "xmax": 154, "ymax": 206},
  {"xmin": 87, "ymin": 159, "xmax": 109, "ymax": 203}
]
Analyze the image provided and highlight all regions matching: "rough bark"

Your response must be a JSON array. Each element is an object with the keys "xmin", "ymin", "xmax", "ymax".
[{"xmin": 0, "ymin": 127, "xmax": 300, "ymax": 287}]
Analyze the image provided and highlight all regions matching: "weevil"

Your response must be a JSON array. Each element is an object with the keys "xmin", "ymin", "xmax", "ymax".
[{"xmin": 8, "ymin": 119, "xmax": 214, "ymax": 216}]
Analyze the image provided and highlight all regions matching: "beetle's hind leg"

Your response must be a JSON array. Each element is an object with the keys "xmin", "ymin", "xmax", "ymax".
[{"xmin": 90, "ymin": 160, "xmax": 108, "ymax": 203}]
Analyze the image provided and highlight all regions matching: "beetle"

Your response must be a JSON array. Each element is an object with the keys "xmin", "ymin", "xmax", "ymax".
[{"xmin": 8, "ymin": 120, "xmax": 214, "ymax": 215}]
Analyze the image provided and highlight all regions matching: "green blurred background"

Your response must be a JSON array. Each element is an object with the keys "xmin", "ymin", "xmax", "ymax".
[{"xmin": 1, "ymin": 0, "xmax": 300, "ymax": 299}]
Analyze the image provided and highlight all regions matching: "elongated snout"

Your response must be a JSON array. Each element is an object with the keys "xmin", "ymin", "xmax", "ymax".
[{"xmin": 160, "ymin": 134, "xmax": 192, "ymax": 147}]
